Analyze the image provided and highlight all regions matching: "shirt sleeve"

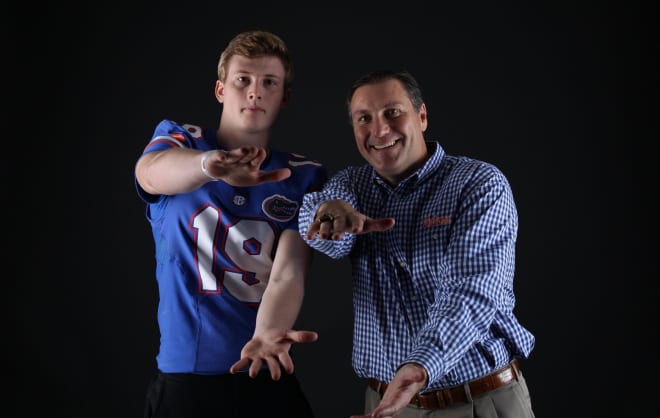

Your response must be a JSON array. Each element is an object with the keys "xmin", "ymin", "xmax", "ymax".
[
  {"xmin": 406, "ymin": 164, "xmax": 519, "ymax": 385},
  {"xmin": 298, "ymin": 168, "xmax": 359, "ymax": 259}
]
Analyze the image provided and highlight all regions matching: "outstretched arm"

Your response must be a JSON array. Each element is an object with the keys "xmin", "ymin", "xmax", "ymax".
[
  {"xmin": 230, "ymin": 229, "xmax": 318, "ymax": 380},
  {"xmin": 135, "ymin": 146, "xmax": 291, "ymax": 195}
]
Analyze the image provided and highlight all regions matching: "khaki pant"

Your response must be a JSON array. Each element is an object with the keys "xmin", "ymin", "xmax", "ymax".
[{"xmin": 364, "ymin": 370, "xmax": 535, "ymax": 418}]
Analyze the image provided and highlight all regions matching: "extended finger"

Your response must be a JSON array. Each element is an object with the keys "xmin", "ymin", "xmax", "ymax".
[
  {"xmin": 248, "ymin": 147, "xmax": 267, "ymax": 166},
  {"xmin": 229, "ymin": 358, "xmax": 249, "ymax": 374},
  {"xmin": 317, "ymin": 217, "xmax": 334, "ymax": 239},
  {"xmin": 305, "ymin": 220, "xmax": 321, "ymax": 240},
  {"xmin": 236, "ymin": 147, "xmax": 265, "ymax": 165},
  {"xmin": 286, "ymin": 330, "xmax": 319, "ymax": 343},
  {"xmin": 362, "ymin": 218, "xmax": 396, "ymax": 233},
  {"xmin": 264, "ymin": 357, "xmax": 282, "ymax": 380},
  {"xmin": 248, "ymin": 358, "xmax": 264, "ymax": 378},
  {"xmin": 278, "ymin": 353, "xmax": 294, "ymax": 375}
]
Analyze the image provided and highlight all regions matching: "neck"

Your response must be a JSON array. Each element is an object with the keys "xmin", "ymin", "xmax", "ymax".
[{"xmin": 216, "ymin": 122, "xmax": 270, "ymax": 150}]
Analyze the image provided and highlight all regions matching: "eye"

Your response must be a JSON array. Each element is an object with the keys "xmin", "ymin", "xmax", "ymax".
[
  {"xmin": 263, "ymin": 78, "xmax": 278, "ymax": 88},
  {"xmin": 355, "ymin": 114, "xmax": 371, "ymax": 124},
  {"xmin": 235, "ymin": 76, "xmax": 250, "ymax": 86},
  {"xmin": 385, "ymin": 108, "xmax": 402, "ymax": 118}
]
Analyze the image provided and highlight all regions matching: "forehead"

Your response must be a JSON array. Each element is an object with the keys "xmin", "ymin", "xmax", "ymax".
[
  {"xmin": 350, "ymin": 79, "xmax": 410, "ymax": 112},
  {"xmin": 226, "ymin": 55, "xmax": 285, "ymax": 78}
]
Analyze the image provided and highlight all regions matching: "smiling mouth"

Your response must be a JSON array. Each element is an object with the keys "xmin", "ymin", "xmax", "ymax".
[{"xmin": 371, "ymin": 139, "xmax": 399, "ymax": 150}]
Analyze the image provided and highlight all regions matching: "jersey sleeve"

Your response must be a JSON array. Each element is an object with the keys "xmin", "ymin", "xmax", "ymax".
[
  {"xmin": 134, "ymin": 119, "xmax": 193, "ymax": 203},
  {"xmin": 141, "ymin": 119, "xmax": 192, "ymax": 155}
]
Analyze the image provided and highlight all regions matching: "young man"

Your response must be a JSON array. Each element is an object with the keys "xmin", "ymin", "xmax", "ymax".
[
  {"xmin": 299, "ymin": 70, "xmax": 536, "ymax": 418},
  {"xmin": 135, "ymin": 30, "xmax": 326, "ymax": 418}
]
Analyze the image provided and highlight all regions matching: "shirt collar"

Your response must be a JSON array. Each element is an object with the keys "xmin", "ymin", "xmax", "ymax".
[{"xmin": 371, "ymin": 141, "xmax": 445, "ymax": 190}]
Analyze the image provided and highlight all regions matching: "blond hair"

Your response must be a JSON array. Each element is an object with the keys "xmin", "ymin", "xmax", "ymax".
[{"xmin": 217, "ymin": 30, "xmax": 293, "ymax": 90}]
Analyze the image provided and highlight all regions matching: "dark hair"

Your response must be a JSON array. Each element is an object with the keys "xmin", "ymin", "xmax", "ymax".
[{"xmin": 346, "ymin": 70, "xmax": 424, "ymax": 120}]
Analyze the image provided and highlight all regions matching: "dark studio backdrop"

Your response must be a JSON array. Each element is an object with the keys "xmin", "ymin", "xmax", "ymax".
[{"xmin": 10, "ymin": 2, "xmax": 654, "ymax": 417}]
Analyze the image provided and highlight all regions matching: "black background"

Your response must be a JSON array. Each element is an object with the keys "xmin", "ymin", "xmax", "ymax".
[{"xmin": 10, "ymin": 2, "xmax": 655, "ymax": 417}]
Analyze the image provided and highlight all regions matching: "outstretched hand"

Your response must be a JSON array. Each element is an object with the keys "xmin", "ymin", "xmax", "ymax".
[
  {"xmin": 230, "ymin": 329, "xmax": 318, "ymax": 380},
  {"xmin": 204, "ymin": 147, "xmax": 291, "ymax": 186},
  {"xmin": 305, "ymin": 199, "xmax": 395, "ymax": 241},
  {"xmin": 351, "ymin": 363, "xmax": 428, "ymax": 418}
]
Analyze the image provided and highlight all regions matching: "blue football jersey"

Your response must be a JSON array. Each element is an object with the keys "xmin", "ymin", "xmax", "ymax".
[{"xmin": 136, "ymin": 119, "xmax": 327, "ymax": 374}]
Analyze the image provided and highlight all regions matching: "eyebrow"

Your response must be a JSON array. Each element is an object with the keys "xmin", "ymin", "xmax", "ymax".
[
  {"xmin": 352, "ymin": 101, "xmax": 405, "ymax": 115},
  {"xmin": 382, "ymin": 101, "xmax": 405, "ymax": 108},
  {"xmin": 230, "ymin": 70, "xmax": 283, "ymax": 80}
]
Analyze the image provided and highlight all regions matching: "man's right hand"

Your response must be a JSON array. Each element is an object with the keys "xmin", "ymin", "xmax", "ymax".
[{"xmin": 305, "ymin": 199, "xmax": 395, "ymax": 241}]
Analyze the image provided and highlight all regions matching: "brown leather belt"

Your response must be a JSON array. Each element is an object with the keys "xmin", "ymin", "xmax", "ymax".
[{"xmin": 368, "ymin": 359, "xmax": 520, "ymax": 410}]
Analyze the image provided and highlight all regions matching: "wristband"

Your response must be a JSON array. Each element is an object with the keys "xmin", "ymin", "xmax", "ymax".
[{"xmin": 200, "ymin": 150, "xmax": 220, "ymax": 181}]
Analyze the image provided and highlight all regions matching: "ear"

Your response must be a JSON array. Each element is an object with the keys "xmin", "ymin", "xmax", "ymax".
[
  {"xmin": 419, "ymin": 103, "xmax": 428, "ymax": 132},
  {"xmin": 215, "ymin": 80, "xmax": 225, "ymax": 103}
]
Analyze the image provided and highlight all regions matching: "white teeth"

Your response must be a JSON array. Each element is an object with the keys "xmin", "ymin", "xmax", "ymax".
[{"xmin": 372, "ymin": 140, "xmax": 398, "ymax": 150}]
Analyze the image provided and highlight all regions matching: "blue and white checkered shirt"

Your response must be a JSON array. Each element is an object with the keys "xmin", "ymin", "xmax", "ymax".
[{"xmin": 299, "ymin": 142, "xmax": 535, "ymax": 392}]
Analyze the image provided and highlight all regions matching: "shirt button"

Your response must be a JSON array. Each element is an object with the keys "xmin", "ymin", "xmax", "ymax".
[{"xmin": 432, "ymin": 233, "xmax": 438, "ymax": 239}]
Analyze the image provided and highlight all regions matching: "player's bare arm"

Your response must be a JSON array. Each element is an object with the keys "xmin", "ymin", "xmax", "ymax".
[
  {"xmin": 136, "ymin": 146, "xmax": 292, "ymax": 195},
  {"xmin": 230, "ymin": 230, "xmax": 318, "ymax": 380}
]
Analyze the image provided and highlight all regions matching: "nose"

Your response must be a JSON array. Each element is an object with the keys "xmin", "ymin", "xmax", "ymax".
[
  {"xmin": 248, "ymin": 84, "xmax": 262, "ymax": 101},
  {"xmin": 373, "ymin": 117, "xmax": 391, "ymax": 138}
]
